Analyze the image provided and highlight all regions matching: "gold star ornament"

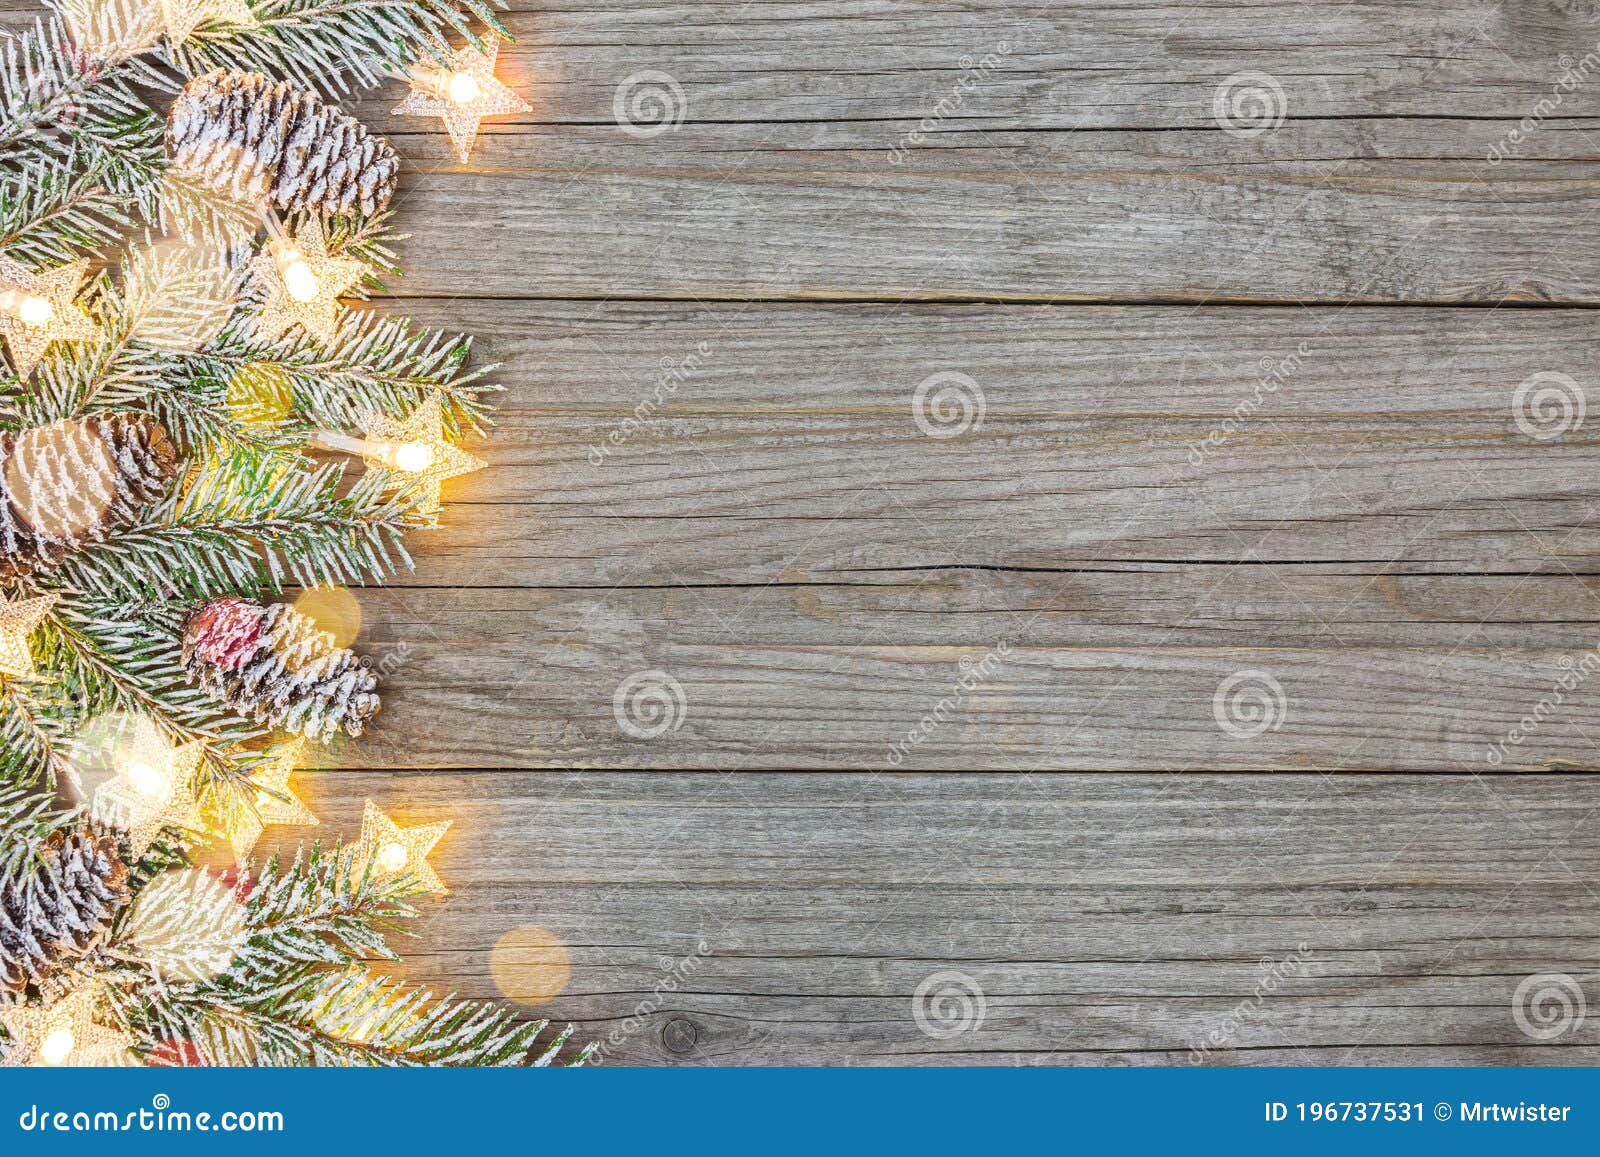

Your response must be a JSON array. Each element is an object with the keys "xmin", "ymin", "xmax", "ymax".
[
  {"xmin": 0, "ymin": 256, "xmax": 104, "ymax": 380},
  {"xmin": 0, "ymin": 592, "xmax": 57, "ymax": 681},
  {"xmin": 248, "ymin": 217, "xmax": 368, "ymax": 345},
  {"xmin": 0, "ymin": 988, "xmax": 135, "ymax": 1067},
  {"xmin": 91, "ymin": 717, "xmax": 206, "ymax": 858},
  {"xmin": 226, "ymin": 741, "xmax": 318, "ymax": 859},
  {"xmin": 392, "ymin": 43, "xmax": 530, "ymax": 163},
  {"xmin": 360, "ymin": 393, "xmax": 486, "ymax": 516},
  {"xmin": 354, "ymin": 798, "xmax": 450, "ymax": 895}
]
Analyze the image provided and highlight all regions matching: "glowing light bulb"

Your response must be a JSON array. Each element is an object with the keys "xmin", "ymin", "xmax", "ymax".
[
  {"xmin": 126, "ymin": 760, "xmax": 167, "ymax": 798},
  {"xmin": 391, "ymin": 441, "xmax": 436, "ymax": 473},
  {"xmin": 446, "ymin": 72, "xmax": 481, "ymax": 104},
  {"xmin": 39, "ymin": 1026, "xmax": 75, "ymax": 1065},
  {"xmin": 376, "ymin": 841, "xmax": 408, "ymax": 872},
  {"xmin": 16, "ymin": 295, "xmax": 53, "ymax": 326},
  {"xmin": 281, "ymin": 257, "xmax": 320, "ymax": 303}
]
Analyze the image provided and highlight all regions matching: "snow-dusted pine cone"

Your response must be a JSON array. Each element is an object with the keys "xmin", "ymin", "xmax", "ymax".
[
  {"xmin": 0, "ymin": 413, "xmax": 178, "ymax": 584},
  {"xmin": 166, "ymin": 70, "xmax": 399, "ymax": 217},
  {"xmin": 0, "ymin": 828, "xmax": 129, "ymax": 996},
  {"xmin": 182, "ymin": 597, "xmax": 381, "ymax": 740}
]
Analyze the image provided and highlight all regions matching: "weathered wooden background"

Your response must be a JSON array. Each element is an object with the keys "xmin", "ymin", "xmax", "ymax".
[{"xmin": 33, "ymin": 0, "xmax": 1600, "ymax": 1062}]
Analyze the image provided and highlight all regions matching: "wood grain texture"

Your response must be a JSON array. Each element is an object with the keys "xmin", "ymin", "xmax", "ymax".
[
  {"xmin": 279, "ymin": 771, "xmax": 1600, "ymax": 1065},
  {"xmin": 10, "ymin": 0, "xmax": 1600, "ymax": 1063},
  {"xmin": 345, "ymin": 0, "xmax": 1600, "ymax": 302},
  {"xmin": 347, "ymin": 0, "xmax": 1600, "ymax": 129},
  {"xmin": 385, "ymin": 119, "xmax": 1600, "ymax": 302},
  {"xmin": 12, "ymin": 4, "xmax": 1600, "ymax": 302},
  {"xmin": 333, "ymin": 303, "xmax": 1600, "ymax": 771}
]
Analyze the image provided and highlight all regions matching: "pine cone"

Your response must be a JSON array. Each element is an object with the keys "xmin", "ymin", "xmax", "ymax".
[
  {"xmin": 0, "ymin": 828, "xmax": 129, "ymax": 996},
  {"xmin": 0, "ymin": 414, "xmax": 178, "ymax": 584},
  {"xmin": 183, "ymin": 597, "xmax": 381, "ymax": 740},
  {"xmin": 166, "ymin": 70, "xmax": 399, "ymax": 217}
]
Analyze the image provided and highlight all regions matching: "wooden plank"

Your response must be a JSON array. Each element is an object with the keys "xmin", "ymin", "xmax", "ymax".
[
  {"xmin": 355, "ymin": 1, "xmax": 1600, "ymax": 301},
  {"xmin": 9, "ymin": 2, "xmax": 1599, "ymax": 300},
  {"xmin": 392, "ymin": 301, "xmax": 1600, "ymax": 584},
  {"xmin": 376, "ymin": 2, "xmax": 1600, "ymax": 301},
  {"xmin": 382, "ymin": 118, "xmax": 1600, "ymax": 302},
  {"xmin": 292, "ymin": 302, "xmax": 1600, "ymax": 771},
  {"xmin": 336, "ymin": 578, "xmax": 1600, "ymax": 771},
  {"xmin": 349, "ymin": 0, "xmax": 1600, "ymax": 129},
  {"xmin": 9, "ymin": 0, "xmax": 1600, "ymax": 1068},
  {"xmin": 276, "ymin": 770, "xmax": 1600, "ymax": 1065},
  {"xmin": 15, "ymin": 1, "xmax": 1600, "ymax": 127}
]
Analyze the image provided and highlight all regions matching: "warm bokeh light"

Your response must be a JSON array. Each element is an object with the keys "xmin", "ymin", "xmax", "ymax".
[
  {"xmin": 489, "ymin": 925, "xmax": 571, "ymax": 1006},
  {"xmin": 5, "ymin": 420, "xmax": 116, "ymax": 540},
  {"xmin": 38, "ymin": 1027, "xmax": 74, "ymax": 1065},
  {"xmin": 391, "ymin": 441, "xmax": 436, "ymax": 473},
  {"xmin": 281, "ymin": 256, "xmax": 320, "ymax": 303},
  {"xmin": 16, "ymin": 295, "xmax": 53, "ymax": 326},
  {"xmin": 226, "ymin": 361, "xmax": 294, "ymax": 427},
  {"xmin": 126, "ymin": 759, "xmax": 166, "ymax": 797},
  {"xmin": 293, "ymin": 585, "xmax": 361, "ymax": 649},
  {"xmin": 123, "ymin": 869, "xmax": 248, "ymax": 983}
]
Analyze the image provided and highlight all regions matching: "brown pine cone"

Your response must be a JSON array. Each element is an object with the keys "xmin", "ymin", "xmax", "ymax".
[
  {"xmin": 0, "ymin": 828, "xmax": 130, "ymax": 996},
  {"xmin": 183, "ymin": 597, "xmax": 381, "ymax": 740},
  {"xmin": 0, "ymin": 413, "xmax": 178, "ymax": 584},
  {"xmin": 166, "ymin": 70, "xmax": 399, "ymax": 217}
]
